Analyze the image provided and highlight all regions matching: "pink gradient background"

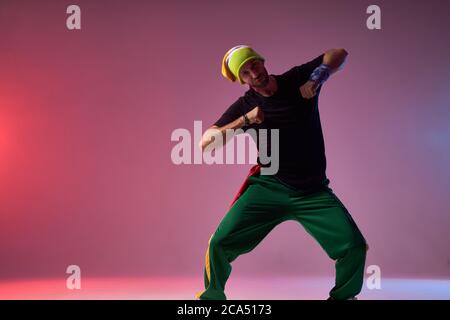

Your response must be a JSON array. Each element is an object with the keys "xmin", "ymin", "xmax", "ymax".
[{"xmin": 0, "ymin": 0, "xmax": 449, "ymax": 289}]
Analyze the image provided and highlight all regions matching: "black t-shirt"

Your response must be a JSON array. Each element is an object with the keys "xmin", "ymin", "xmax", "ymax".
[{"xmin": 213, "ymin": 54, "xmax": 329, "ymax": 191}]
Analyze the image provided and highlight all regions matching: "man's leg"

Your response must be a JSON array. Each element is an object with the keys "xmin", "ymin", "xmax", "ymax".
[
  {"xmin": 288, "ymin": 187, "xmax": 368, "ymax": 300},
  {"xmin": 196, "ymin": 175, "xmax": 290, "ymax": 300}
]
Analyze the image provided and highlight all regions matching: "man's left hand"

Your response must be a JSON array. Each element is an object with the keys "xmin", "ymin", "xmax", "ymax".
[
  {"xmin": 300, "ymin": 80, "xmax": 318, "ymax": 99},
  {"xmin": 300, "ymin": 81, "xmax": 319, "ymax": 99}
]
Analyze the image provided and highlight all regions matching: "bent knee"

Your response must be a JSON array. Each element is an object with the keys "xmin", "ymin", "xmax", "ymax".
[
  {"xmin": 208, "ymin": 233, "xmax": 229, "ymax": 250},
  {"xmin": 346, "ymin": 240, "xmax": 368, "ymax": 258},
  {"xmin": 329, "ymin": 237, "xmax": 367, "ymax": 260}
]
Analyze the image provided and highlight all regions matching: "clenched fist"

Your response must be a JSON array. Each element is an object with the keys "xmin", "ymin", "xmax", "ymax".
[
  {"xmin": 246, "ymin": 106, "xmax": 264, "ymax": 125},
  {"xmin": 300, "ymin": 80, "xmax": 319, "ymax": 99}
]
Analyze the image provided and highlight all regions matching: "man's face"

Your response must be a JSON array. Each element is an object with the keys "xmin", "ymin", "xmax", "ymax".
[{"xmin": 239, "ymin": 58, "xmax": 269, "ymax": 88}]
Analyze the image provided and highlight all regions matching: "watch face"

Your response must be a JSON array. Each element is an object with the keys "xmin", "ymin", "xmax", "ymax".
[{"xmin": 244, "ymin": 114, "xmax": 250, "ymax": 125}]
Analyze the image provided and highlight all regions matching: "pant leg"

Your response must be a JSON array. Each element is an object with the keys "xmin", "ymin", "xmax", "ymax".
[
  {"xmin": 196, "ymin": 175, "xmax": 290, "ymax": 300},
  {"xmin": 287, "ymin": 187, "xmax": 368, "ymax": 300}
]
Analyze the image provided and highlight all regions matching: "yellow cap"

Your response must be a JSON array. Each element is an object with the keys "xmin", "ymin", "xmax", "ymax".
[{"xmin": 221, "ymin": 45, "xmax": 264, "ymax": 84}]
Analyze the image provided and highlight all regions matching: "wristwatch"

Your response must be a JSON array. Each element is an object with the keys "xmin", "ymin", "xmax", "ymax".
[{"xmin": 243, "ymin": 114, "xmax": 250, "ymax": 126}]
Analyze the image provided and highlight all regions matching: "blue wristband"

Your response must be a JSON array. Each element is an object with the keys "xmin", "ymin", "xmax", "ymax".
[{"xmin": 309, "ymin": 64, "xmax": 330, "ymax": 86}]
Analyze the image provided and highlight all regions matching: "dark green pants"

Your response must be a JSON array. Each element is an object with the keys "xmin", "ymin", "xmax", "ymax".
[{"xmin": 196, "ymin": 174, "xmax": 368, "ymax": 300}]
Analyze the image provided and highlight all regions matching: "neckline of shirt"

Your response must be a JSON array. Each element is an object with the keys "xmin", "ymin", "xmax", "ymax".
[{"xmin": 249, "ymin": 74, "xmax": 281, "ymax": 99}]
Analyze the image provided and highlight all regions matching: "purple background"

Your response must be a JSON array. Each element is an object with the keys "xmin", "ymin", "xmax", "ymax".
[{"xmin": 0, "ymin": 0, "xmax": 449, "ymax": 281}]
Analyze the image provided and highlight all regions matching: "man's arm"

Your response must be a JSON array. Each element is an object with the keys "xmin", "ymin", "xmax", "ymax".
[
  {"xmin": 300, "ymin": 48, "xmax": 348, "ymax": 99},
  {"xmin": 323, "ymin": 48, "xmax": 348, "ymax": 75},
  {"xmin": 199, "ymin": 106, "xmax": 264, "ymax": 152}
]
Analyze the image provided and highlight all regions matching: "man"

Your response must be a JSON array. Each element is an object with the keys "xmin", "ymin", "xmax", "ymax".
[{"xmin": 195, "ymin": 45, "xmax": 368, "ymax": 300}]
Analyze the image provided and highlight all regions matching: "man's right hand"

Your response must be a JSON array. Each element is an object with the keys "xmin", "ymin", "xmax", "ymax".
[
  {"xmin": 246, "ymin": 106, "xmax": 264, "ymax": 125},
  {"xmin": 199, "ymin": 106, "xmax": 264, "ymax": 151}
]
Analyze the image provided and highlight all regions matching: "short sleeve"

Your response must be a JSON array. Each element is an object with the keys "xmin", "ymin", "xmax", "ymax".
[
  {"xmin": 286, "ymin": 54, "xmax": 325, "ymax": 86},
  {"xmin": 213, "ymin": 97, "xmax": 246, "ymax": 128}
]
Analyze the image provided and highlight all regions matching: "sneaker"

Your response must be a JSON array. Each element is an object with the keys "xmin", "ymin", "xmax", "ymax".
[{"xmin": 327, "ymin": 296, "xmax": 358, "ymax": 300}]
